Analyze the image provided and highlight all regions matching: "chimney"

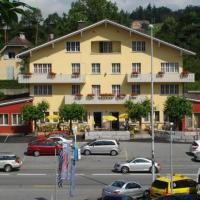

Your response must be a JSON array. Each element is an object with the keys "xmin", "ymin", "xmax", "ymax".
[
  {"xmin": 19, "ymin": 32, "xmax": 25, "ymax": 40},
  {"xmin": 77, "ymin": 20, "xmax": 86, "ymax": 30},
  {"xmin": 48, "ymin": 33, "xmax": 54, "ymax": 41}
]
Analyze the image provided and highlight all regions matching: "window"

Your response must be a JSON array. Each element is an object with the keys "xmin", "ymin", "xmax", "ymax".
[
  {"xmin": 0, "ymin": 114, "xmax": 8, "ymax": 125},
  {"xmin": 99, "ymin": 41, "xmax": 112, "ymax": 53},
  {"xmin": 92, "ymin": 63, "xmax": 100, "ymax": 74},
  {"xmin": 155, "ymin": 111, "xmax": 160, "ymax": 122},
  {"xmin": 132, "ymin": 41, "xmax": 145, "ymax": 51},
  {"xmin": 34, "ymin": 85, "xmax": 52, "ymax": 95},
  {"xmin": 160, "ymin": 84, "xmax": 179, "ymax": 95},
  {"xmin": 112, "ymin": 85, "xmax": 120, "ymax": 95},
  {"xmin": 132, "ymin": 84, "xmax": 140, "ymax": 94},
  {"xmin": 34, "ymin": 64, "xmax": 52, "ymax": 73},
  {"xmin": 186, "ymin": 115, "xmax": 192, "ymax": 128},
  {"xmin": 12, "ymin": 114, "xmax": 22, "ymax": 125},
  {"xmin": 72, "ymin": 63, "xmax": 80, "ymax": 74},
  {"xmin": 125, "ymin": 183, "xmax": 141, "ymax": 189},
  {"xmin": 112, "ymin": 63, "xmax": 120, "ymax": 74},
  {"xmin": 72, "ymin": 85, "xmax": 80, "ymax": 95},
  {"xmin": 132, "ymin": 63, "xmax": 141, "ymax": 73},
  {"xmin": 92, "ymin": 85, "xmax": 100, "ymax": 95},
  {"xmin": 161, "ymin": 62, "xmax": 179, "ymax": 73},
  {"xmin": 66, "ymin": 41, "xmax": 80, "ymax": 52},
  {"xmin": 4, "ymin": 52, "xmax": 15, "ymax": 59}
]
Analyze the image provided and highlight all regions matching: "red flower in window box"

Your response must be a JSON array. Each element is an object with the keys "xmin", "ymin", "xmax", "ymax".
[
  {"xmin": 24, "ymin": 72, "xmax": 32, "ymax": 76},
  {"xmin": 100, "ymin": 93, "xmax": 114, "ymax": 97},
  {"xmin": 157, "ymin": 71, "xmax": 164, "ymax": 77},
  {"xmin": 72, "ymin": 72, "xmax": 80, "ymax": 75},
  {"xmin": 131, "ymin": 93, "xmax": 138, "ymax": 97},
  {"xmin": 180, "ymin": 69, "xmax": 189, "ymax": 77},
  {"xmin": 49, "ymin": 72, "xmax": 56, "ymax": 76},
  {"xmin": 75, "ymin": 93, "xmax": 83, "ymax": 97},
  {"xmin": 131, "ymin": 71, "xmax": 139, "ymax": 76},
  {"xmin": 87, "ymin": 93, "xmax": 95, "ymax": 97},
  {"xmin": 117, "ymin": 93, "xmax": 126, "ymax": 98}
]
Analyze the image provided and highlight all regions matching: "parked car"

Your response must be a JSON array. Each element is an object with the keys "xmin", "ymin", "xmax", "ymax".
[
  {"xmin": 81, "ymin": 139, "xmax": 120, "ymax": 156},
  {"xmin": 27, "ymin": 139, "xmax": 62, "ymax": 156},
  {"xmin": 194, "ymin": 151, "xmax": 200, "ymax": 161},
  {"xmin": 154, "ymin": 194, "xmax": 198, "ymax": 200},
  {"xmin": 114, "ymin": 157, "xmax": 160, "ymax": 174},
  {"xmin": 196, "ymin": 167, "xmax": 200, "ymax": 198},
  {"xmin": 102, "ymin": 180, "xmax": 149, "ymax": 199},
  {"xmin": 190, "ymin": 140, "xmax": 200, "ymax": 154},
  {"xmin": 102, "ymin": 195, "xmax": 135, "ymax": 200},
  {"xmin": 48, "ymin": 136, "xmax": 72, "ymax": 145},
  {"xmin": 0, "ymin": 152, "xmax": 22, "ymax": 172},
  {"xmin": 150, "ymin": 173, "xmax": 197, "ymax": 198}
]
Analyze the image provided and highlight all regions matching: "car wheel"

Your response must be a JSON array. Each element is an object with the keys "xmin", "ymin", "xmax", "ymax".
[
  {"xmin": 121, "ymin": 166, "xmax": 129, "ymax": 174},
  {"xmin": 4, "ymin": 164, "xmax": 12, "ymax": 172},
  {"xmin": 34, "ymin": 151, "xmax": 40, "ymax": 157},
  {"xmin": 110, "ymin": 150, "xmax": 118, "ymax": 156},
  {"xmin": 84, "ymin": 150, "xmax": 91, "ymax": 155},
  {"xmin": 143, "ymin": 190, "xmax": 150, "ymax": 199}
]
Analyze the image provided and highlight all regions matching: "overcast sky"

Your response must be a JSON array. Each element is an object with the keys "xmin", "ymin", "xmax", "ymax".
[{"xmin": 22, "ymin": 0, "xmax": 200, "ymax": 17}]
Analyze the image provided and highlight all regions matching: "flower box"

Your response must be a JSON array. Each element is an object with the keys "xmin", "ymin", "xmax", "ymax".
[
  {"xmin": 23, "ymin": 72, "xmax": 32, "ymax": 78},
  {"xmin": 157, "ymin": 71, "xmax": 164, "ymax": 77},
  {"xmin": 49, "ymin": 72, "xmax": 56, "ymax": 76},
  {"xmin": 87, "ymin": 93, "xmax": 95, "ymax": 97},
  {"xmin": 100, "ymin": 93, "xmax": 114, "ymax": 97},
  {"xmin": 116, "ymin": 93, "xmax": 126, "ymax": 98},
  {"xmin": 180, "ymin": 70, "xmax": 189, "ymax": 77},
  {"xmin": 131, "ymin": 71, "xmax": 139, "ymax": 77},
  {"xmin": 75, "ymin": 93, "xmax": 83, "ymax": 97},
  {"xmin": 131, "ymin": 93, "xmax": 138, "ymax": 97}
]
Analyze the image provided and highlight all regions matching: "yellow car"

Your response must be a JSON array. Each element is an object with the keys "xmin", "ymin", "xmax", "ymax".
[{"xmin": 150, "ymin": 173, "xmax": 197, "ymax": 198}]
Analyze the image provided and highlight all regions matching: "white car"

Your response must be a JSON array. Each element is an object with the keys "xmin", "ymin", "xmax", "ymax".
[
  {"xmin": 190, "ymin": 140, "xmax": 200, "ymax": 154},
  {"xmin": 48, "ymin": 136, "xmax": 72, "ymax": 145}
]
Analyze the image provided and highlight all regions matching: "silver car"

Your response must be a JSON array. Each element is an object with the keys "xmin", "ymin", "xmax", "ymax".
[
  {"xmin": 0, "ymin": 152, "xmax": 22, "ymax": 172},
  {"xmin": 102, "ymin": 180, "xmax": 149, "ymax": 199},
  {"xmin": 114, "ymin": 157, "xmax": 160, "ymax": 174},
  {"xmin": 81, "ymin": 139, "xmax": 120, "ymax": 156}
]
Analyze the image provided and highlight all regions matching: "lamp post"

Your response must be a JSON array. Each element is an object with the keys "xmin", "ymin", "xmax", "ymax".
[
  {"xmin": 170, "ymin": 122, "xmax": 174, "ymax": 194},
  {"xmin": 149, "ymin": 24, "xmax": 155, "ymax": 182}
]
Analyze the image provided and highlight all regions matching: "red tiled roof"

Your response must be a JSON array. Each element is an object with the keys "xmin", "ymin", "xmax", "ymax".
[{"xmin": 7, "ymin": 36, "xmax": 32, "ymax": 47}]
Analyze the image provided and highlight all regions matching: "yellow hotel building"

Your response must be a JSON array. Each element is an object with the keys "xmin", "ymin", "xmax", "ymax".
[{"xmin": 17, "ymin": 19, "xmax": 195, "ymax": 130}]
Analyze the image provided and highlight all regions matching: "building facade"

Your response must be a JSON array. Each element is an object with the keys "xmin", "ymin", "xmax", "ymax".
[{"xmin": 17, "ymin": 20, "xmax": 195, "ymax": 130}]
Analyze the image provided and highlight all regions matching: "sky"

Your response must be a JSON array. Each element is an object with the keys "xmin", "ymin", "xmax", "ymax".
[{"xmin": 22, "ymin": 0, "xmax": 200, "ymax": 17}]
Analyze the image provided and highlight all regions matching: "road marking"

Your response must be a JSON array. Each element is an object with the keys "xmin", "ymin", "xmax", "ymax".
[
  {"xmin": 17, "ymin": 173, "xmax": 46, "ymax": 176},
  {"xmin": 92, "ymin": 173, "xmax": 122, "ymax": 176},
  {"xmin": 76, "ymin": 173, "xmax": 85, "ymax": 176},
  {"xmin": 0, "ymin": 173, "xmax": 10, "ymax": 176}
]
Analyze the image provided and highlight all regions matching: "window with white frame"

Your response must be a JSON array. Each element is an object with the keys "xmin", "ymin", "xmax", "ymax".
[
  {"xmin": 72, "ymin": 63, "xmax": 80, "ymax": 74},
  {"xmin": 72, "ymin": 85, "xmax": 80, "ymax": 95},
  {"xmin": 92, "ymin": 63, "xmax": 100, "ymax": 74},
  {"xmin": 66, "ymin": 41, "xmax": 80, "ymax": 52},
  {"xmin": 34, "ymin": 85, "xmax": 52, "ymax": 95},
  {"xmin": 0, "ymin": 114, "xmax": 8, "ymax": 125},
  {"xmin": 132, "ymin": 84, "xmax": 140, "ymax": 94},
  {"xmin": 112, "ymin": 63, "xmax": 120, "ymax": 74},
  {"xmin": 92, "ymin": 85, "xmax": 100, "ymax": 95},
  {"xmin": 132, "ymin": 41, "xmax": 145, "ymax": 52},
  {"xmin": 99, "ymin": 41, "xmax": 112, "ymax": 53},
  {"xmin": 161, "ymin": 62, "xmax": 179, "ymax": 73},
  {"xmin": 112, "ymin": 85, "xmax": 120, "ymax": 95},
  {"xmin": 160, "ymin": 84, "xmax": 179, "ymax": 95},
  {"xmin": 186, "ymin": 115, "xmax": 192, "ymax": 129},
  {"xmin": 132, "ymin": 63, "xmax": 141, "ymax": 73},
  {"xmin": 34, "ymin": 64, "xmax": 52, "ymax": 73},
  {"xmin": 12, "ymin": 114, "xmax": 22, "ymax": 125}
]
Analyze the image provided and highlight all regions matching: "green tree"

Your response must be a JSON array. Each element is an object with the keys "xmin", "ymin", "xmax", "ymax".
[
  {"xmin": 164, "ymin": 96, "xmax": 192, "ymax": 130},
  {"xmin": 125, "ymin": 99, "xmax": 151, "ymax": 129},
  {"xmin": 22, "ymin": 101, "xmax": 49, "ymax": 132},
  {"xmin": 59, "ymin": 103, "xmax": 85, "ymax": 133}
]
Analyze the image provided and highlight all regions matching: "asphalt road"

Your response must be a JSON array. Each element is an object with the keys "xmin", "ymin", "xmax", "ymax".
[{"xmin": 0, "ymin": 141, "xmax": 199, "ymax": 200}]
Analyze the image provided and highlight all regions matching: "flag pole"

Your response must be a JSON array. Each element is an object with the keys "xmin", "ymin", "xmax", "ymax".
[{"xmin": 55, "ymin": 148, "xmax": 57, "ymax": 200}]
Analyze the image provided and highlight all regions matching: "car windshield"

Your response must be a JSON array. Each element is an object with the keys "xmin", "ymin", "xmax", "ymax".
[
  {"xmin": 152, "ymin": 180, "xmax": 168, "ymax": 189},
  {"xmin": 111, "ymin": 181, "xmax": 125, "ymax": 188},
  {"xmin": 126, "ymin": 158, "xmax": 135, "ymax": 163}
]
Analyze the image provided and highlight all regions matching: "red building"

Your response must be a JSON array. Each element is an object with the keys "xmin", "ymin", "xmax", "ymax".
[
  {"xmin": 0, "ymin": 96, "xmax": 33, "ymax": 135},
  {"xmin": 182, "ymin": 91, "xmax": 200, "ymax": 131}
]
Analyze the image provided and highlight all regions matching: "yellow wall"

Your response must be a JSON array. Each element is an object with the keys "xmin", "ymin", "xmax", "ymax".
[{"xmin": 27, "ymin": 23, "xmax": 184, "ymax": 129}]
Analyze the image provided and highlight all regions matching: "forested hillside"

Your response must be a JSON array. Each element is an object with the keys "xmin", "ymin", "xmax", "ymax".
[{"xmin": 1, "ymin": 0, "xmax": 199, "ymax": 89}]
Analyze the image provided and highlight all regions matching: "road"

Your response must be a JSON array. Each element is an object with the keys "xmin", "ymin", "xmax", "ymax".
[{"xmin": 0, "ymin": 141, "xmax": 199, "ymax": 200}]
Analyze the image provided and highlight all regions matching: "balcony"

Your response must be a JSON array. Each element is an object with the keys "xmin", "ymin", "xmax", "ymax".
[
  {"xmin": 127, "ymin": 73, "xmax": 195, "ymax": 83},
  {"xmin": 18, "ymin": 73, "xmax": 86, "ymax": 84},
  {"xmin": 64, "ymin": 94, "xmax": 146, "ymax": 105}
]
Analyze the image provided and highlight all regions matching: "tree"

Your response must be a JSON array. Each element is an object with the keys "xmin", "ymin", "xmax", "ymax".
[
  {"xmin": 124, "ymin": 99, "xmax": 151, "ymax": 129},
  {"xmin": 59, "ymin": 103, "xmax": 85, "ymax": 133},
  {"xmin": 22, "ymin": 100, "xmax": 49, "ymax": 132},
  {"xmin": 164, "ymin": 96, "xmax": 192, "ymax": 130}
]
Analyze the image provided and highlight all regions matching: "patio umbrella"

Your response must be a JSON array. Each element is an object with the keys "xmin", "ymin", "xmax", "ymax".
[
  {"xmin": 103, "ymin": 115, "xmax": 117, "ymax": 121},
  {"xmin": 119, "ymin": 113, "xmax": 128, "ymax": 119},
  {"xmin": 46, "ymin": 114, "xmax": 60, "ymax": 121}
]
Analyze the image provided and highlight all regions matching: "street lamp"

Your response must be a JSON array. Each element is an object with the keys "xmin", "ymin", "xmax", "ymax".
[
  {"xmin": 149, "ymin": 24, "xmax": 155, "ymax": 182},
  {"xmin": 170, "ymin": 122, "xmax": 174, "ymax": 194}
]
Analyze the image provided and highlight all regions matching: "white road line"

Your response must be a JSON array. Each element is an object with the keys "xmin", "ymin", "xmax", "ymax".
[
  {"xmin": 0, "ymin": 173, "xmax": 10, "ymax": 176},
  {"xmin": 76, "ymin": 173, "xmax": 85, "ymax": 176},
  {"xmin": 17, "ymin": 173, "xmax": 46, "ymax": 176},
  {"xmin": 92, "ymin": 173, "xmax": 122, "ymax": 176}
]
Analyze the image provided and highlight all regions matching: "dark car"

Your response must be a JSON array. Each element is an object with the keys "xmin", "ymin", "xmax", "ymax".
[
  {"xmin": 102, "ymin": 195, "xmax": 135, "ymax": 200},
  {"xmin": 27, "ymin": 139, "xmax": 62, "ymax": 156},
  {"xmin": 155, "ymin": 194, "xmax": 198, "ymax": 200}
]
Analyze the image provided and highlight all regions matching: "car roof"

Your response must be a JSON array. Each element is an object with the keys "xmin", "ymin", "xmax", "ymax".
[
  {"xmin": 95, "ymin": 139, "xmax": 117, "ymax": 142},
  {"xmin": 155, "ymin": 174, "xmax": 193, "ymax": 182}
]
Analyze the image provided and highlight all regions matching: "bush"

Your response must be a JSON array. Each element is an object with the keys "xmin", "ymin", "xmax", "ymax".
[{"xmin": 0, "ymin": 80, "xmax": 28, "ymax": 89}]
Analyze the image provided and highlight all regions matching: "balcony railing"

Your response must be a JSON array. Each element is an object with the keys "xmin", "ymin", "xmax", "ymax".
[
  {"xmin": 64, "ymin": 94, "xmax": 146, "ymax": 105},
  {"xmin": 18, "ymin": 73, "xmax": 86, "ymax": 84},
  {"xmin": 127, "ymin": 73, "xmax": 195, "ymax": 83}
]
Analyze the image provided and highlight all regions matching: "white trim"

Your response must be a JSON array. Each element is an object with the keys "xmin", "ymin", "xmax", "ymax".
[
  {"xmin": 0, "ymin": 97, "xmax": 33, "ymax": 107},
  {"xmin": 16, "ymin": 19, "xmax": 196, "ymax": 57},
  {"xmin": 187, "ymin": 98, "xmax": 200, "ymax": 103}
]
